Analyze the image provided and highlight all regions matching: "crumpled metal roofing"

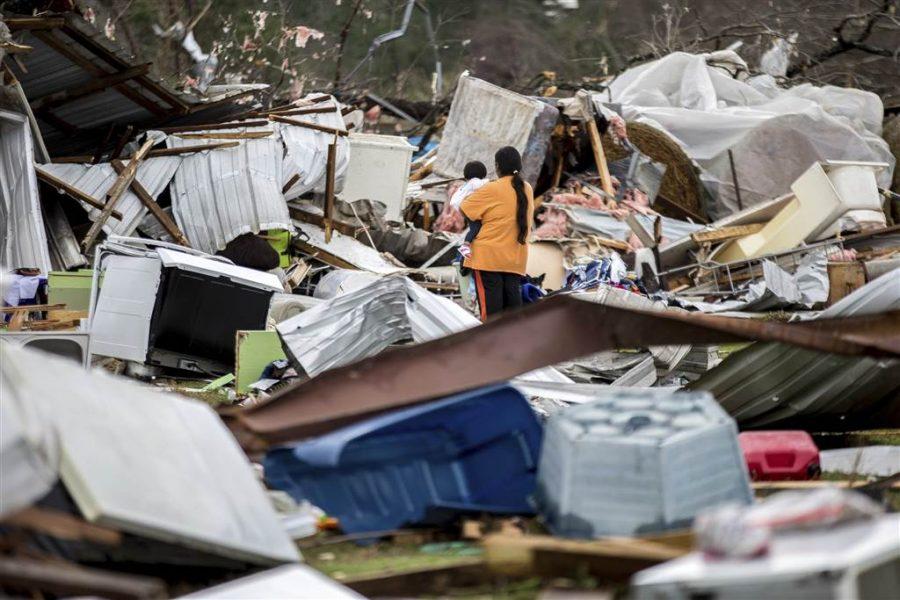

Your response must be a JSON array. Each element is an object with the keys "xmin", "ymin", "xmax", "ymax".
[
  {"xmin": 241, "ymin": 293, "xmax": 899, "ymax": 444},
  {"xmin": 691, "ymin": 271, "xmax": 900, "ymax": 428},
  {"xmin": 6, "ymin": 15, "xmax": 264, "ymax": 155},
  {"xmin": 0, "ymin": 111, "xmax": 51, "ymax": 272},
  {"xmin": 35, "ymin": 156, "xmax": 182, "ymax": 237},
  {"xmin": 168, "ymin": 135, "xmax": 293, "ymax": 254},
  {"xmin": 564, "ymin": 207, "xmax": 704, "ymax": 242},
  {"xmin": 278, "ymin": 95, "xmax": 350, "ymax": 199}
]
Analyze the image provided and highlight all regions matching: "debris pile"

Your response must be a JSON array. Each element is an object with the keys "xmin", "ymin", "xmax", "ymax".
[{"xmin": 1, "ymin": 7, "xmax": 898, "ymax": 598}]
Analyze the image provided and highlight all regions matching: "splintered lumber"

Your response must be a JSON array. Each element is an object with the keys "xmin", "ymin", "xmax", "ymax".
[
  {"xmin": 174, "ymin": 130, "xmax": 274, "ymax": 140},
  {"xmin": 482, "ymin": 533, "xmax": 686, "ymax": 581},
  {"xmin": 262, "ymin": 104, "xmax": 338, "ymax": 117},
  {"xmin": 145, "ymin": 141, "xmax": 240, "ymax": 157},
  {"xmin": 577, "ymin": 91, "xmax": 614, "ymax": 199},
  {"xmin": 282, "ymin": 173, "xmax": 301, "ymax": 194},
  {"xmin": 81, "ymin": 138, "xmax": 155, "ymax": 251},
  {"xmin": 156, "ymin": 119, "xmax": 268, "ymax": 133},
  {"xmin": 324, "ymin": 139, "xmax": 338, "ymax": 243},
  {"xmin": 269, "ymin": 114, "xmax": 349, "ymax": 137},
  {"xmin": 111, "ymin": 160, "xmax": 190, "ymax": 247},
  {"xmin": 691, "ymin": 223, "xmax": 765, "ymax": 244},
  {"xmin": 0, "ymin": 557, "xmax": 166, "ymax": 599},
  {"xmin": 33, "ymin": 171, "xmax": 120, "ymax": 220},
  {"xmin": 0, "ymin": 303, "xmax": 66, "ymax": 313},
  {"xmin": 4, "ymin": 507, "xmax": 121, "ymax": 545}
]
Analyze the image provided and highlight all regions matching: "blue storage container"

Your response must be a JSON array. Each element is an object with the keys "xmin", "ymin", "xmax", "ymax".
[{"xmin": 264, "ymin": 384, "xmax": 542, "ymax": 533}]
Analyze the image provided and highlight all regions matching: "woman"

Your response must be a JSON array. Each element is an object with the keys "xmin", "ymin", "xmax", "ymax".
[{"xmin": 460, "ymin": 146, "xmax": 534, "ymax": 320}]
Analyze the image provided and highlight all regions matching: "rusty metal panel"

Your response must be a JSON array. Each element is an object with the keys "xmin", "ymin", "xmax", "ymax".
[{"xmin": 237, "ymin": 294, "xmax": 900, "ymax": 444}]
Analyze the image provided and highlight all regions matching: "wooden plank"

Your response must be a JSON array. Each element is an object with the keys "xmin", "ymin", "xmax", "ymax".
[
  {"xmin": 3, "ymin": 17, "xmax": 67, "ymax": 30},
  {"xmin": 144, "ymin": 141, "xmax": 239, "ymax": 157},
  {"xmin": 111, "ymin": 160, "xmax": 190, "ymax": 247},
  {"xmin": 0, "ymin": 303, "xmax": 67, "ymax": 314},
  {"xmin": 31, "ymin": 63, "xmax": 151, "ymax": 112},
  {"xmin": 24, "ymin": 318, "xmax": 82, "ymax": 331},
  {"xmin": 173, "ymin": 130, "xmax": 274, "ymax": 140},
  {"xmin": 482, "ymin": 533, "xmax": 685, "ymax": 580},
  {"xmin": 294, "ymin": 239, "xmax": 358, "ymax": 270},
  {"xmin": 81, "ymin": 138, "xmax": 156, "ymax": 250},
  {"xmin": 262, "ymin": 104, "xmax": 338, "ymax": 117},
  {"xmin": 269, "ymin": 114, "xmax": 349, "ymax": 137},
  {"xmin": 156, "ymin": 120, "xmax": 268, "ymax": 133},
  {"xmin": 827, "ymin": 262, "xmax": 867, "ymax": 306},
  {"xmin": 61, "ymin": 23, "xmax": 189, "ymax": 114},
  {"xmin": 691, "ymin": 223, "xmax": 766, "ymax": 244},
  {"xmin": 577, "ymin": 92, "xmax": 614, "ymax": 198},
  {"xmin": 282, "ymin": 173, "xmax": 301, "ymax": 194},
  {"xmin": 0, "ymin": 557, "xmax": 166, "ymax": 599},
  {"xmin": 324, "ymin": 139, "xmax": 337, "ymax": 243},
  {"xmin": 4, "ymin": 507, "xmax": 121, "ymax": 545},
  {"xmin": 31, "ymin": 30, "xmax": 170, "ymax": 119}
]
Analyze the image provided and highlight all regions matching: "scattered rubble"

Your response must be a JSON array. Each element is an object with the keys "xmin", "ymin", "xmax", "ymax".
[{"xmin": 1, "ymin": 6, "xmax": 898, "ymax": 597}]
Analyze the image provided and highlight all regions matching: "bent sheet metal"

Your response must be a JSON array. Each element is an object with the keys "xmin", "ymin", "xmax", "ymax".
[{"xmin": 237, "ymin": 295, "xmax": 900, "ymax": 444}]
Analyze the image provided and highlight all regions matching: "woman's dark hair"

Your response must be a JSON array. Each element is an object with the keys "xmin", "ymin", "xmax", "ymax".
[
  {"xmin": 494, "ymin": 146, "xmax": 528, "ymax": 244},
  {"xmin": 463, "ymin": 161, "xmax": 487, "ymax": 180}
]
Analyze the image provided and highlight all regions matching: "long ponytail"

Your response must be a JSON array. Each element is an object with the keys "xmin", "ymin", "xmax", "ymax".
[{"xmin": 494, "ymin": 146, "xmax": 529, "ymax": 245}]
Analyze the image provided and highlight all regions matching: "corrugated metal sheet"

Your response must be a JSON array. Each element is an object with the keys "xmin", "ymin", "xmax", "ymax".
[
  {"xmin": 0, "ymin": 111, "xmax": 51, "ymax": 273},
  {"xmin": 433, "ymin": 73, "xmax": 559, "ymax": 185},
  {"xmin": 35, "ymin": 157, "xmax": 182, "ymax": 237},
  {"xmin": 7, "ymin": 16, "xmax": 263, "ymax": 155},
  {"xmin": 565, "ymin": 207, "xmax": 704, "ymax": 242},
  {"xmin": 278, "ymin": 96, "xmax": 350, "ymax": 199},
  {"xmin": 168, "ymin": 136, "xmax": 293, "ymax": 254},
  {"xmin": 691, "ymin": 273, "xmax": 900, "ymax": 427}
]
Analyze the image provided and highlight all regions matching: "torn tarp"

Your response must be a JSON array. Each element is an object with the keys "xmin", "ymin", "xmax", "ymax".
[{"xmin": 239, "ymin": 294, "xmax": 900, "ymax": 444}]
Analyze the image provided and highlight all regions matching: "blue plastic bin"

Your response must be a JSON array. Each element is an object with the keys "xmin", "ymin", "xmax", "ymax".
[{"xmin": 264, "ymin": 384, "xmax": 543, "ymax": 533}]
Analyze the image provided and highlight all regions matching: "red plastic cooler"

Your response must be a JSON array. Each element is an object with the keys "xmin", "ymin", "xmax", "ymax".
[{"xmin": 738, "ymin": 431, "xmax": 821, "ymax": 481}]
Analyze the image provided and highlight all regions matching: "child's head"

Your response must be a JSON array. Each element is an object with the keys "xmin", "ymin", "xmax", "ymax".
[{"xmin": 463, "ymin": 161, "xmax": 487, "ymax": 181}]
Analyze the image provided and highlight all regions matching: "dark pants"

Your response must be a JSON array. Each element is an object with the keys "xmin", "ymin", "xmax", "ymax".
[{"xmin": 473, "ymin": 270, "xmax": 522, "ymax": 320}]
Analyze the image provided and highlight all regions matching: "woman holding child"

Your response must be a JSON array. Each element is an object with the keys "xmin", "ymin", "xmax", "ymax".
[{"xmin": 459, "ymin": 146, "xmax": 533, "ymax": 320}]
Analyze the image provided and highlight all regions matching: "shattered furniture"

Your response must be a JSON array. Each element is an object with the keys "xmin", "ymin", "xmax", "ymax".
[
  {"xmin": 632, "ymin": 514, "xmax": 900, "ymax": 600},
  {"xmin": 434, "ymin": 73, "xmax": 559, "ymax": 186},
  {"xmin": 534, "ymin": 390, "xmax": 752, "ymax": 538},
  {"xmin": 89, "ymin": 239, "xmax": 283, "ymax": 373},
  {"xmin": 340, "ymin": 133, "xmax": 416, "ymax": 222},
  {"xmin": 264, "ymin": 384, "xmax": 543, "ymax": 533}
]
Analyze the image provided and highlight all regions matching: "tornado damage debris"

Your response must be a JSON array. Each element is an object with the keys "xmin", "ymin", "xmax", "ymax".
[{"xmin": 1, "ymin": 2, "xmax": 899, "ymax": 598}]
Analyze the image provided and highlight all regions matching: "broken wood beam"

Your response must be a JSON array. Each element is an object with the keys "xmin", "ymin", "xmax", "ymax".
[
  {"xmin": 261, "ymin": 104, "xmax": 338, "ymax": 117},
  {"xmin": 269, "ymin": 114, "xmax": 349, "ymax": 137},
  {"xmin": 31, "ymin": 63, "xmax": 151, "ymax": 112},
  {"xmin": 3, "ymin": 16, "xmax": 67, "ymax": 30},
  {"xmin": 0, "ymin": 303, "xmax": 66, "ymax": 313},
  {"xmin": 324, "ymin": 138, "xmax": 338, "ymax": 243},
  {"xmin": 0, "ymin": 557, "xmax": 166, "ymax": 600},
  {"xmin": 155, "ymin": 120, "xmax": 268, "ymax": 133},
  {"xmin": 111, "ymin": 160, "xmax": 190, "ymax": 247},
  {"xmin": 35, "ymin": 169, "xmax": 124, "ymax": 219},
  {"xmin": 3, "ymin": 506, "xmax": 121, "ymax": 545},
  {"xmin": 282, "ymin": 173, "xmax": 301, "ymax": 194},
  {"xmin": 577, "ymin": 91, "xmax": 614, "ymax": 199},
  {"xmin": 81, "ymin": 139, "xmax": 156, "ymax": 251},
  {"xmin": 691, "ymin": 223, "xmax": 765, "ymax": 244},
  {"xmin": 173, "ymin": 130, "xmax": 273, "ymax": 140},
  {"xmin": 51, "ymin": 141, "xmax": 241, "ymax": 163}
]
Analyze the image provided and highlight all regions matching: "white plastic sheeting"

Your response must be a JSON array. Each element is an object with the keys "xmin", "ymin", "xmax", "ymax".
[
  {"xmin": 279, "ymin": 95, "xmax": 350, "ymax": 200},
  {"xmin": 169, "ymin": 136, "xmax": 294, "ymax": 254},
  {"xmin": 0, "ymin": 343, "xmax": 300, "ymax": 565},
  {"xmin": 0, "ymin": 111, "xmax": 51, "ymax": 273},
  {"xmin": 600, "ymin": 51, "xmax": 895, "ymax": 219},
  {"xmin": 35, "ymin": 156, "xmax": 182, "ymax": 238}
]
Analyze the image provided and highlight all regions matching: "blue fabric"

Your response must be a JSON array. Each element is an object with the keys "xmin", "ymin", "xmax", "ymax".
[
  {"xmin": 521, "ymin": 282, "xmax": 545, "ymax": 304},
  {"xmin": 264, "ymin": 384, "xmax": 543, "ymax": 533}
]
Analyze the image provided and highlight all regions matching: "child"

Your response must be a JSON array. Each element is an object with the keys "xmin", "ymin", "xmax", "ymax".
[{"xmin": 450, "ymin": 160, "xmax": 487, "ymax": 265}]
